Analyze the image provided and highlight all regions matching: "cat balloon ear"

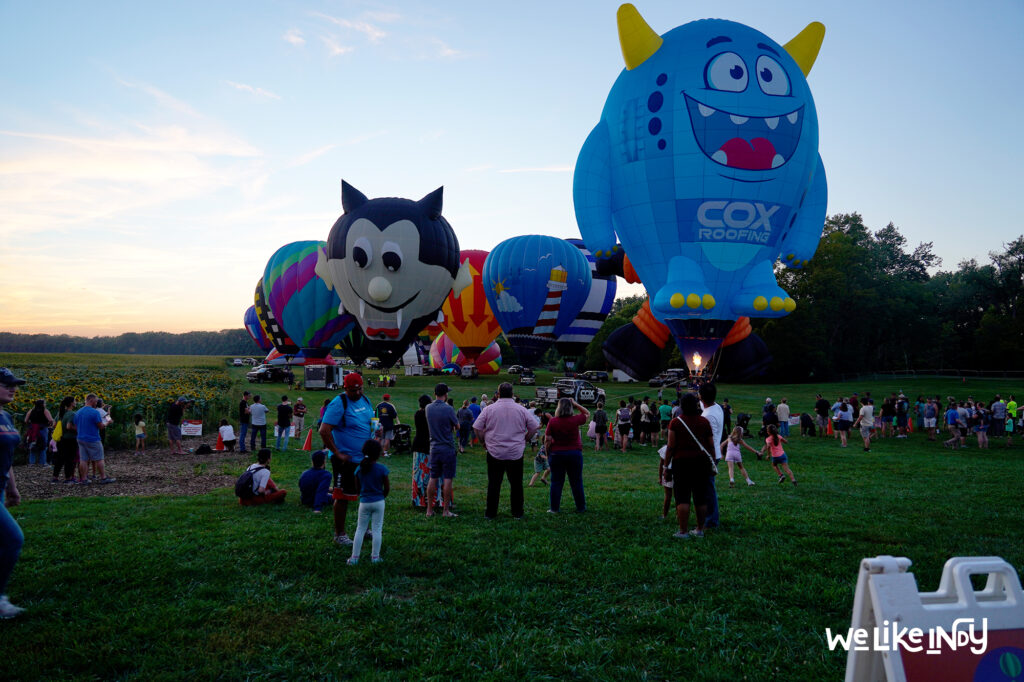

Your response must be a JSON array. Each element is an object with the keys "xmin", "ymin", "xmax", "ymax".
[
  {"xmin": 418, "ymin": 187, "xmax": 444, "ymax": 220},
  {"xmin": 341, "ymin": 180, "xmax": 369, "ymax": 214}
]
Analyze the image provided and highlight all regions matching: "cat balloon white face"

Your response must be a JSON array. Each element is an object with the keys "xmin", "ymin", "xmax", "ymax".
[{"xmin": 316, "ymin": 181, "xmax": 471, "ymax": 362}]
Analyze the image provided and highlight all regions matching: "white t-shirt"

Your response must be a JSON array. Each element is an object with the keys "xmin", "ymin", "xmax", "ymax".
[
  {"xmin": 247, "ymin": 462, "xmax": 270, "ymax": 494},
  {"xmin": 219, "ymin": 424, "xmax": 236, "ymax": 441},
  {"xmin": 859, "ymin": 405, "xmax": 874, "ymax": 427},
  {"xmin": 701, "ymin": 402, "xmax": 724, "ymax": 459}
]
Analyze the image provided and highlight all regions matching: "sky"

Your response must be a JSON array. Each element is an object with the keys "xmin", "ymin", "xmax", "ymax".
[{"xmin": 2, "ymin": 0, "xmax": 1022, "ymax": 336}]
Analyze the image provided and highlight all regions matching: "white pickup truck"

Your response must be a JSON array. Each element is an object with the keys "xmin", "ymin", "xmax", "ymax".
[{"xmin": 535, "ymin": 379, "xmax": 606, "ymax": 407}]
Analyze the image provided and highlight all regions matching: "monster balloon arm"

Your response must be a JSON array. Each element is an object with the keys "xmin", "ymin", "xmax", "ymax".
[
  {"xmin": 779, "ymin": 155, "xmax": 828, "ymax": 270},
  {"xmin": 451, "ymin": 259, "xmax": 473, "ymax": 300},
  {"xmin": 573, "ymin": 123, "xmax": 621, "ymax": 268}
]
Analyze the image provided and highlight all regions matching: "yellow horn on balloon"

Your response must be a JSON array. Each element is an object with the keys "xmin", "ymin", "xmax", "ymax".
[
  {"xmin": 783, "ymin": 22, "xmax": 825, "ymax": 77},
  {"xmin": 617, "ymin": 3, "xmax": 662, "ymax": 70}
]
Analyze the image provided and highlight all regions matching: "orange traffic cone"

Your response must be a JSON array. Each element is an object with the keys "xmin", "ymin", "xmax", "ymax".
[
  {"xmin": 907, "ymin": 419, "xmax": 914, "ymax": 434},
  {"xmin": 302, "ymin": 429, "xmax": 314, "ymax": 451},
  {"xmin": 827, "ymin": 419, "xmax": 833, "ymax": 436},
  {"xmin": 215, "ymin": 432, "xmax": 225, "ymax": 451}
]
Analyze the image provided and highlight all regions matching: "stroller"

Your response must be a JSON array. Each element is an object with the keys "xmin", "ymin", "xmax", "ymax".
[{"xmin": 391, "ymin": 423, "xmax": 412, "ymax": 454}]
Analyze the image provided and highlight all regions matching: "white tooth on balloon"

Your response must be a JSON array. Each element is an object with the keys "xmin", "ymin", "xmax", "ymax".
[
  {"xmin": 771, "ymin": 154, "xmax": 785, "ymax": 168},
  {"xmin": 712, "ymin": 150, "xmax": 728, "ymax": 165},
  {"xmin": 698, "ymin": 103, "xmax": 715, "ymax": 118},
  {"xmin": 338, "ymin": 302, "xmax": 345, "ymax": 315},
  {"xmin": 359, "ymin": 298, "xmax": 365, "ymax": 319},
  {"xmin": 787, "ymin": 111, "xmax": 799, "ymax": 124},
  {"xmin": 396, "ymin": 308, "xmax": 402, "ymax": 330},
  {"xmin": 730, "ymin": 115, "xmax": 749, "ymax": 125},
  {"xmin": 765, "ymin": 117, "xmax": 779, "ymax": 130}
]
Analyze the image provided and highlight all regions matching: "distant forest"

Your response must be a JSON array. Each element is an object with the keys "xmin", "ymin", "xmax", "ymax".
[{"xmin": 0, "ymin": 329, "xmax": 255, "ymax": 356}]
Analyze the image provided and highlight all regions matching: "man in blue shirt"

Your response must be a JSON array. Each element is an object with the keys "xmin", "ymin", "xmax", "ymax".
[
  {"xmin": 425, "ymin": 383, "xmax": 459, "ymax": 518},
  {"xmin": 298, "ymin": 450, "xmax": 332, "ymax": 513},
  {"xmin": 943, "ymin": 403, "xmax": 963, "ymax": 449},
  {"xmin": 74, "ymin": 394, "xmax": 115, "ymax": 484},
  {"xmin": 319, "ymin": 372, "xmax": 373, "ymax": 546}
]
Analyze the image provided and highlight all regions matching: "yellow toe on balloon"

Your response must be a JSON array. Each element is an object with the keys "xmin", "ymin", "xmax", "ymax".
[
  {"xmin": 753, "ymin": 296, "xmax": 768, "ymax": 311},
  {"xmin": 784, "ymin": 297, "xmax": 796, "ymax": 312},
  {"xmin": 786, "ymin": 253, "xmax": 794, "ymax": 260},
  {"xmin": 687, "ymin": 293, "xmax": 701, "ymax": 309},
  {"xmin": 770, "ymin": 296, "xmax": 784, "ymax": 311},
  {"xmin": 702, "ymin": 294, "xmax": 715, "ymax": 309},
  {"xmin": 670, "ymin": 293, "xmax": 685, "ymax": 309}
]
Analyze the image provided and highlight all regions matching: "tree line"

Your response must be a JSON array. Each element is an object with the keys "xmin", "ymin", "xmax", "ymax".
[
  {"xmin": 0, "ymin": 329, "xmax": 256, "ymax": 356},
  {"xmin": 574, "ymin": 215, "xmax": 1024, "ymax": 381}
]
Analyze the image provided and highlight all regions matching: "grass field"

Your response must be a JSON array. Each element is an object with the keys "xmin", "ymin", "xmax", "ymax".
[{"xmin": 3, "ymin": 357, "xmax": 1023, "ymax": 679}]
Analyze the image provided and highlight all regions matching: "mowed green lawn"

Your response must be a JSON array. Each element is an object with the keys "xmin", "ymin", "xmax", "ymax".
[{"xmin": 3, "ymin": 363, "xmax": 1024, "ymax": 680}]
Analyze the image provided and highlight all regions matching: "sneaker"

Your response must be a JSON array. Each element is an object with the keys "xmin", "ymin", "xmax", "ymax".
[
  {"xmin": 370, "ymin": 557, "xmax": 384, "ymax": 564},
  {"xmin": 50, "ymin": 477, "xmax": 59, "ymax": 484},
  {"xmin": 746, "ymin": 480, "xmax": 756, "ymax": 486},
  {"xmin": 792, "ymin": 480, "xmax": 798, "ymax": 486},
  {"xmin": 346, "ymin": 557, "xmax": 359, "ymax": 565},
  {"xmin": 672, "ymin": 531, "xmax": 691, "ymax": 539},
  {"xmin": 547, "ymin": 509, "xmax": 558, "ymax": 514},
  {"xmin": 334, "ymin": 535, "xmax": 353, "ymax": 547},
  {"xmin": 0, "ymin": 595, "xmax": 25, "ymax": 619},
  {"xmin": 729, "ymin": 481, "xmax": 735, "ymax": 488},
  {"xmin": 689, "ymin": 529, "xmax": 705, "ymax": 538},
  {"xmin": 99, "ymin": 477, "xmax": 116, "ymax": 484},
  {"xmin": 778, "ymin": 474, "xmax": 786, "ymax": 484},
  {"xmin": 65, "ymin": 478, "xmax": 78, "ymax": 485}
]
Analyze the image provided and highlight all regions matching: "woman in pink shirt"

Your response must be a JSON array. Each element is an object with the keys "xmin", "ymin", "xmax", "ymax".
[{"xmin": 545, "ymin": 398, "xmax": 589, "ymax": 513}]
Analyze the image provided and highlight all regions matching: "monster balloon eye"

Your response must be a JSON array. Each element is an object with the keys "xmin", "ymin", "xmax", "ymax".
[
  {"xmin": 381, "ymin": 242, "xmax": 403, "ymax": 272},
  {"xmin": 352, "ymin": 237, "xmax": 372, "ymax": 268},
  {"xmin": 705, "ymin": 52, "xmax": 747, "ymax": 92},
  {"xmin": 756, "ymin": 55, "xmax": 790, "ymax": 96}
]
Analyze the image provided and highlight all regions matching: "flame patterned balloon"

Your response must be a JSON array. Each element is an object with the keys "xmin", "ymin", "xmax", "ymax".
[{"xmin": 440, "ymin": 250, "xmax": 500, "ymax": 362}]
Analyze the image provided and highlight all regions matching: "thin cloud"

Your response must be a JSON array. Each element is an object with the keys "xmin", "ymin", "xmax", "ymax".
[
  {"xmin": 283, "ymin": 28, "xmax": 305, "ymax": 46},
  {"xmin": 311, "ymin": 12, "xmax": 387, "ymax": 42},
  {"xmin": 433, "ymin": 39, "xmax": 463, "ymax": 59},
  {"xmin": 498, "ymin": 165, "xmax": 573, "ymax": 174},
  {"xmin": 114, "ymin": 78, "xmax": 200, "ymax": 118},
  {"xmin": 321, "ymin": 35, "xmax": 355, "ymax": 56},
  {"xmin": 226, "ymin": 81, "xmax": 281, "ymax": 100},
  {"xmin": 288, "ymin": 144, "xmax": 337, "ymax": 167}
]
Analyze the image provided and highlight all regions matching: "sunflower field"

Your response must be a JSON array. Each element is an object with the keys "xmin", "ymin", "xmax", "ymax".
[{"xmin": 1, "ymin": 354, "xmax": 234, "ymax": 449}]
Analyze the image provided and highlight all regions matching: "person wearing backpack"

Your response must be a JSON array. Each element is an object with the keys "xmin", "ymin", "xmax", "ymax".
[{"xmin": 237, "ymin": 449, "xmax": 287, "ymax": 506}]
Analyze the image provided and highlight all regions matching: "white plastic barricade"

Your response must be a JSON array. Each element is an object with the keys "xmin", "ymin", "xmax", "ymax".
[{"xmin": 842, "ymin": 555, "xmax": 1024, "ymax": 682}]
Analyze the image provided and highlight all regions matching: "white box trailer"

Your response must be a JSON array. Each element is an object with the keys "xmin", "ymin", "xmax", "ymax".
[
  {"xmin": 304, "ymin": 364, "xmax": 344, "ymax": 390},
  {"xmin": 612, "ymin": 369, "xmax": 636, "ymax": 383}
]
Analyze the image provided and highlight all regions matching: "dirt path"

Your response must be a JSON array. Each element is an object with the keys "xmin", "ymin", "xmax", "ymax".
[{"xmin": 14, "ymin": 446, "xmax": 252, "ymax": 500}]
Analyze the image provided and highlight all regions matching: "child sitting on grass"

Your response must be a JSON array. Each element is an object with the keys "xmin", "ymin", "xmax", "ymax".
[
  {"xmin": 348, "ymin": 440, "xmax": 390, "ymax": 566},
  {"xmin": 760, "ymin": 424, "xmax": 797, "ymax": 486}
]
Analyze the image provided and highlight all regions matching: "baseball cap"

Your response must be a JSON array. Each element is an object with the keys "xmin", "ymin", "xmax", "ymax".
[
  {"xmin": 343, "ymin": 372, "xmax": 363, "ymax": 389},
  {"xmin": 383, "ymin": 394, "xmax": 390, "ymax": 400},
  {"xmin": 296, "ymin": 397, "xmax": 303, "ymax": 402},
  {"xmin": 177, "ymin": 395, "xmax": 188, "ymax": 402},
  {"xmin": 0, "ymin": 368, "xmax": 26, "ymax": 386},
  {"xmin": 435, "ymin": 382, "xmax": 449, "ymax": 396}
]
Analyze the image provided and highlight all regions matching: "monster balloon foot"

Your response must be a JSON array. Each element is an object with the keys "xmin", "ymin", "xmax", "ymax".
[
  {"xmin": 601, "ymin": 322, "xmax": 664, "ymax": 381},
  {"xmin": 731, "ymin": 291, "xmax": 796, "ymax": 318}
]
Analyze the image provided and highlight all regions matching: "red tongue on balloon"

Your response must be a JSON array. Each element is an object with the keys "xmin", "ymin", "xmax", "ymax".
[{"xmin": 719, "ymin": 137, "xmax": 777, "ymax": 170}]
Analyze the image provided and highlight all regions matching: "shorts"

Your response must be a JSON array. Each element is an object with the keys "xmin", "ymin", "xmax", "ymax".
[
  {"xmin": 671, "ymin": 458, "xmax": 708, "ymax": 507},
  {"xmin": 660, "ymin": 420, "xmax": 670, "ymax": 431},
  {"xmin": 859, "ymin": 424, "xmax": 873, "ymax": 438},
  {"xmin": 990, "ymin": 419, "xmax": 1004, "ymax": 437},
  {"xmin": 533, "ymin": 454, "xmax": 549, "ymax": 473},
  {"xmin": 896, "ymin": 415, "xmax": 908, "ymax": 427},
  {"xmin": 166, "ymin": 423, "xmax": 182, "ymax": 440},
  {"xmin": 837, "ymin": 419, "xmax": 851, "ymax": 432},
  {"xmin": 815, "ymin": 414, "xmax": 827, "ymax": 427},
  {"xmin": 429, "ymin": 450, "xmax": 457, "ymax": 480},
  {"xmin": 331, "ymin": 458, "xmax": 359, "ymax": 501},
  {"xmin": 383, "ymin": 429, "xmax": 395, "ymax": 441},
  {"xmin": 78, "ymin": 440, "xmax": 105, "ymax": 462},
  {"xmin": 771, "ymin": 454, "xmax": 788, "ymax": 465},
  {"xmin": 135, "ymin": 433, "xmax": 145, "ymax": 440},
  {"xmin": 923, "ymin": 417, "xmax": 937, "ymax": 428}
]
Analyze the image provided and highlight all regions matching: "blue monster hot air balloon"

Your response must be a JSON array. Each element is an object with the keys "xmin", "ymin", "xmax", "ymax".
[
  {"xmin": 574, "ymin": 4, "xmax": 827, "ymax": 370},
  {"xmin": 262, "ymin": 241, "xmax": 356, "ymax": 359},
  {"xmin": 244, "ymin": 305, "xmax": 273, "ymax": 352},
  {"xmin": 483, "ymin": 235, "xmax": 592, "ymax": 367},
  {"xmin": 555, "ymin": 238, "xmax": 617, "ymax": 369}
]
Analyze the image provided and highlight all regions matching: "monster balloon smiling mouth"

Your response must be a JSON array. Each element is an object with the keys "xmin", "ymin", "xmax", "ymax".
[{"xmin": 685, "ymin": 96, "xmax": 802, "ymax": 171}]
